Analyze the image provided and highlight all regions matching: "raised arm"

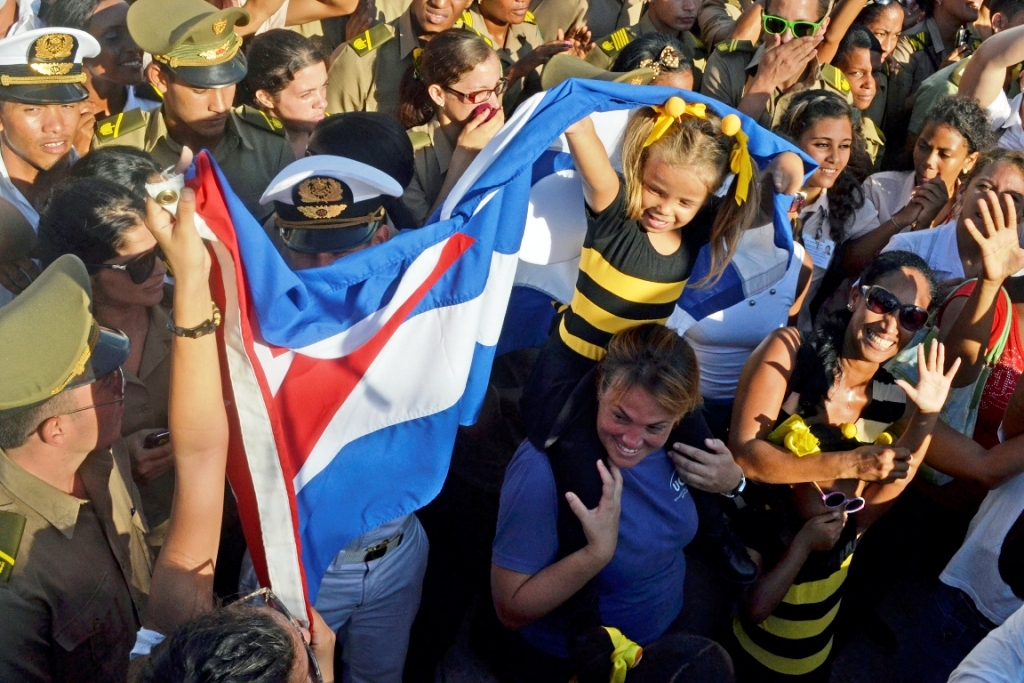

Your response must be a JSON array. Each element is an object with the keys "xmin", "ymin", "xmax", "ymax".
[
  {"xmin": 938, "ymin": 191, "xmax": 1024, "ymax": 386},
  {"xmin": 959, "ymin": 24, "xmax": 1024, "ymax": 108},
  {"xmin": 729, "ymin": 0, "xmax": 764, "ymax": 42},
  {"xmin": 141, "ymin": 188, "xmax": 229, "ymax": 636},
  {"xmin": 819, "ymin": 0, "xmax": 867, "ymax": 64},
  {"xmin": 564, "ymin": 116, "xmax": 620, "ymax": 214},
  {"xmin": 729, "ymin": 328, "xmax": 909, "ymax": 483}
]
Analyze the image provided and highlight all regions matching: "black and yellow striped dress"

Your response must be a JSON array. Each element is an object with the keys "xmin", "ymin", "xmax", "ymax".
[
  {"xmin": 557, "ymin": 182, "xmax": 712, "ymax": 361},
  {"xmin": 732, "ymin": 519, "xmax": 860, "ymax": 682}
]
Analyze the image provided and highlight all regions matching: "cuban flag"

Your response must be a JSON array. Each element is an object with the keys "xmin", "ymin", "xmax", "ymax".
[{"xmin": 191, "ymin": 78, "xmax": 812, "ymax": 618}]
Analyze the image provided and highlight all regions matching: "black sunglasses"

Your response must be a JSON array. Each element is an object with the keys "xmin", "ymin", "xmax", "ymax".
[
  {"xmin": 233, "ymin": 588, "xmax": 323, "ymax": 683},
  {"xmin": 86, "ymin": 246, "xmax": 164, "ymax": 285},
  {"xmin": 860, "ymin": 285, "xmax": 929, "ymax": 331}
]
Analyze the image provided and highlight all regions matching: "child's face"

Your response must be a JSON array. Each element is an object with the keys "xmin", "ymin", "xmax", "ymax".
[
  {"xmin": 799, "ymin": 116, "xmax": 853, "ymax": 191},
  {"xmin": 638, "ymin": 154, "xmax": 712, "ymax": 233},
  {"xmin": 836, "ymin": 47, "xmax": 878, "ymax": 112}
]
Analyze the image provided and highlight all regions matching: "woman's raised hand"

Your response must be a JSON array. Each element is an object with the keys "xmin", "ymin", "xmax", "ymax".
[
  {"xmin": 895, "ymin": 339, "xmax": 961, "ymax": 415},
  {"xmin": 456, "ymin": 105, "xmax": 505, "ymax": 152},
  {"xmin": 144, "ymin": 148, "xmax": 209, "ymax": 285},
  {"xmin": 963, "ymin": 189, "xmax": 1024, "ymax": 284},
  {"xmin": 566, "ymin": 460, "xmax": 623, "ymax": 564},
  {"xmin": 907, "ymin": 177, "xmax": 949, "ymax": 230}
]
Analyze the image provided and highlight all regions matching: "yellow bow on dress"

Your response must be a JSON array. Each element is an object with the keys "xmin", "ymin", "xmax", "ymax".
[
  {"xmin": 721, "ymin": 114, "xmax": 752, "ymax": 206},
  {"xmin": 767, "ymin": 414, "xmax": 821, "ymax": 457},
  {"xmin": 606, "ymin": 627, "xmax": 643, "ymax": 683},
  {"xmin": 643, "ymin": 96, "xmax": 707, "ymax": 148}
]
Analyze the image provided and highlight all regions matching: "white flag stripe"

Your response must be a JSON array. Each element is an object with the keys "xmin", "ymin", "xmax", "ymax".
[
  {"xmin": 210, "ymin": 239, "xmax": 309, "ymax": 619},
  {"xmin": 293, "ymin": 251, "xmax": 518, "ymax": 492}
]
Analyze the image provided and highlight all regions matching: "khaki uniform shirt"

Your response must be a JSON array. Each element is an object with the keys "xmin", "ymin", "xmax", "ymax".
[
  {"xmin": 584, "ymin": 0, "xmax": 643, "ymax": 44},
  {"xmin": 121, "ymin": 306, "xmax": 173, "ymax": 548},
  {"xmin": 326, "ymin": 10, "xmax": 420, "ymax": 118},
  {"xmin": 92, "ymin": 107, "xmax": 292, "ymax": 223},
  {"xmin": 316, "ymin": 0, "xmax": 414, "ymax": 56},
  {"xmin": 458, "ymin": 6, "xmax": 545, "ymax": 112},
  {"xmin": 530, "ymin": 0, "xmax": 587, "ymax": 46},
  {"xmin": 861, "ymin": 116, "xmax": 885, "ymax": 172},
  {"xmin": 404, "ymin": 117, "xmax": 456, "ymax": 226},
  {"xmin": 890, "ymin": 18, "xmax": 982, "ymax": 113},
  {"xmin": 585, "ymin": 12, "xmax": 707, "ymax": 88},
  {"xmin": 697, "ymin": 0, "xmax": 744, "ymax": 49},
  {"xmin": 700, "ymin": 40, "xmax": 854, "ymax": 128},
  {"xmin": 0, "ymin": 446, "xmax": 151, "ymax": 683}
]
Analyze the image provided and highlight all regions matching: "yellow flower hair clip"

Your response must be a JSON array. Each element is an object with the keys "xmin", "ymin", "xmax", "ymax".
[
  {"xmin": 721, "ymin": 114, "xmax": 752, "ymax": 206},
  {"xmin": 643, "ymin": 96, "xmax": 707, "ymax": 148}
]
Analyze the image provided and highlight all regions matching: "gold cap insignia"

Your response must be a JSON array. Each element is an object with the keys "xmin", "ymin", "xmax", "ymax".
[
  {"xmin": 298, "ymin": 177, "xmax": 344, "ymax": 204},
  {"xmin": 297, "ymin": 204, "xmax": 346, "ymax": 219},
  {"xmin": 213, "ymin": 19, "xmax": 228, "ymax": 35},
  {"xmin": 35, "ymin": 33, "xmax": 74, "ymax": 60}
]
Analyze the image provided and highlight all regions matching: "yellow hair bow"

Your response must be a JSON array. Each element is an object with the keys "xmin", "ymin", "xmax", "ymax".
[
  {"xmin": 721, "ymin": 113, "xmax": 752, "ymax": 206},
  {"xmin": 643, "ymin": 96, "xmax": 707, "ymax": 148},
  {"xmin": 606, "ymin": 627, "xmax": 643, "ymax": 683}
]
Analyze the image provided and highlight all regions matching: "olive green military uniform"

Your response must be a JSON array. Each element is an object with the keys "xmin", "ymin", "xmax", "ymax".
[
  {"xmin": 92, "ymin": 106, "xmax": 292, "ymax": 223},
  {"xmin": 890, "ymin": 18, "xmax": 982, "ymax": 114},
  {"xmin": 700, "ymin": 39, "xmax": 855, "ymax": 128},
  {"xmin": 585, "ymin": 12, "xmax": 707, "ymax": 88},
  {"xmin": 404, "ymin": 117, "xmax": 455, "ymax": 226},
  {"xmin": 314, "ymin": 0, "xmax": 414, "ymax": 57},
  {"xmin": 326, "ymin": 9, "xmax": 420, "ymax": 118},
  {"xmin": 456, "ymin": 6, "xmax": 545, "ymax": 112},
  {"xmin": 530, "ymin": 0, "xmax": 588, "ymax": 47},
  {"xmin": 863, "ymin": 60, "xmax": 895, "ymax": 128},
  {"xmin": 697, "ymin": 0, "xmax": 744, "ymax": 49},
  {"xmin": 0, "ymin": 255, "xmax": 151, "ymax": 683},
  {"xmin": 861, "ymin": 115, "xmax": 885, "ymax": 171},
  {"xmin": 584, "ymin": 0, "xmax": 644, "ymax": 44},
  {"xmin": 909, "ymin": 57, "xmax": 1022, "ymax": 134}
]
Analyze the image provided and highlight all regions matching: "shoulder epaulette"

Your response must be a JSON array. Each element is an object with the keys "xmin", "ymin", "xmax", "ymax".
[
  {"xmin": 235, "ymin": 105, "xmax": 286, "ymax": 135},
  {"xmin": 456, "ymin": 11, "xmax": 495, "ymax": 47},
  {"xmin": 715, "ymin": 39, "xmax": 755, "ymax": 53},
  {"xmin": 95, "ymin": 108, "xmax": 148, "ymax": 140},
  {"xmin": 821, "ymin": 63, "xmax": 851, "ymax": 93},
  {"xmin": 524, "ymin": 10, "xmax": 536, "ymax": 23},
  {"xmin": 907, "ymin": 31, "xmax": 928, "ymax": 52},
  {"xmin": 408, "ymin": 129, "xmax": 431, "ymax": 151},
  {"xmin": 0, "ymin": 509, "xmax": 26, "ymax": 583},
  {"xmin": 690, "ymin": 32, "xmax": 705, "ymax": 49},
  {"xmin": 949, "ymin": 58, "xmax": 970, "ymax": 86},
  {"xmin": 599, "ymin": 26, "xmax": 637, "ymax": 56},
  {"xmin": 350, "ymin": 22, "xmax": 396, "ymax": 56},
  {"xmin": 134, "ymin": 81, "xmax": 162, "ymax": 102}
]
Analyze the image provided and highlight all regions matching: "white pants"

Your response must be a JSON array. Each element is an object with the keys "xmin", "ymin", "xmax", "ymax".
[{"xmin": 240, "ymin": 514, "xmax": 429, "ymax": 683}]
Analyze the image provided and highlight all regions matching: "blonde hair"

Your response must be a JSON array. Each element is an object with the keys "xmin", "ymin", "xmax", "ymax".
[
  {"xmin": 596, "ymin": 323, "xmax": 702, "ymax": 420},
  {"xmin": 621, "ymin": 107, "xmax": 761, "ymax": 287}
]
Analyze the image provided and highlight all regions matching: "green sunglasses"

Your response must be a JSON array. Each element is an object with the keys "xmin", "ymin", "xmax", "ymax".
[{"xmin": 762, "ymin": 13, "xmax": 823, "ymax": 38}]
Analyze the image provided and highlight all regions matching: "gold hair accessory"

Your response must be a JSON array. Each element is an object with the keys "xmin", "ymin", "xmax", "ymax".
[
  {"xmin": 412, "ymin": 47, "xmax": 423, "ymax": 80},
  {"xmin": 722, "ymin": 113, "xmax": 752, "ymax": 205},
  {"xmin": 642, "ymin": 96, "xmax": 707, "ymax": 148},
  {"xmin": 637, "ymin": 45, "xmax": 681, "ymax": 77}
]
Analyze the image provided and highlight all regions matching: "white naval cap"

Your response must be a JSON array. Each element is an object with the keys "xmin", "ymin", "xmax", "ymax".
[{"xmin": 0, "ymin": 28, "xmax": 100, "ymax": 104}]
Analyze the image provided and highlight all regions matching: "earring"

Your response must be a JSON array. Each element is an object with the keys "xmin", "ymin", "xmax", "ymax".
[{"xmin": 847, "ymin": 303, "xmax": 854, "ymax": 310}]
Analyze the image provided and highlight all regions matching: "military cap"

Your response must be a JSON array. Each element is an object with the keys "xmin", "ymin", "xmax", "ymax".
[
  {"xmin": 0, "ymin": 255, "xmax": 129, "ymax": 414},
  {"xmin": 128, "ymin": 0, "xmax": 250, "ymax": 89},
  {"xmin": 0, "ymin": 28, "xmax": 100, "ymax": 104},
  {"xmin": 261, "ymin": 155, "xmax": 404, "ymax": 254},
  {"xmin": 541, "ymin": 54, "xmax": 655, "ymax": 90}
]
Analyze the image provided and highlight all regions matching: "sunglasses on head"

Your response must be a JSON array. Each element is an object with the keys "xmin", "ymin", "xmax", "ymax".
[
  {"xmin": 812, "ymin": 481, "xmax": 865, "ymax": 513},
  {"xmin": 762, "ymin": 13, "xmax": 824, "ymax": 38},
  {"xmin": 86, "ymin": 246, "xmax": 164, "ymax": 285},
  {"xmin": 860, "ymin": 285, "xmax": 929, "ymax": 331},
  {"xmin": 233, "ymin": 588, "xmax": 323, "ymax": 683}
]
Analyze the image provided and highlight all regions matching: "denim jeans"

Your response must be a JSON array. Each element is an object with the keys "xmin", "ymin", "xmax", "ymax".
[
  {"xmin": 241, "ymin": 515, "xmax": 429, "ymax": 683},
  {"xmin": 899, "ymin": 582, "xmax": 997, "ymax": 683}
]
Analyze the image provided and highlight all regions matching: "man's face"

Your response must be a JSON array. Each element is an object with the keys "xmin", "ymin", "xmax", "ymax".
[
  {"xmin": 0, "ymin": 101, "xmax": 80, "ymax": 173},
  {"xmin": 286, "ymin": 224, "xmax": 390, "ymax": 270},
  {"xmin": 410, "ymin": 0, "xmax": 471, "ymax": 38},
  {"xmin": 765, "ymin": 0, "xmax": 827, "ymax": 43},
  {"xmin": 648, "ymin": 0, "xmax": 700, "ymax": 33},
  {"xmin": 58, "ymin": 369, "xmax": 125, "ymax": 453},
  {"xmin": 149, "ymin": 64, "xmax": 235, "ymax": 141},
  {"xmin": 945, "ymin": 0, "xmax": 981, "ymax": 25}
]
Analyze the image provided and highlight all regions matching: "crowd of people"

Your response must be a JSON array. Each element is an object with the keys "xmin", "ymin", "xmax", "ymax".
[{"xmin": 4, "ymin": 0, "xmax": 1024, "ymax": 681}]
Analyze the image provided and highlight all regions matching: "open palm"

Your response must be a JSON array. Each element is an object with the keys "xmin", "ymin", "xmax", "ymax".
[
  {"xmin": 895, "ymin": 340, "xmax": 961, "ymax": 415},
  {"xmin": 964, "ymin": 190, "xmax": 1024, "ymax": 283}
]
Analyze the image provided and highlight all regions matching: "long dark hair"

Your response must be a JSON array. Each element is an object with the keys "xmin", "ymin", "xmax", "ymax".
[
  {"xmin": 776, "ymin": 90, "xmax": 866, "ymax": 243},
  {"xmin": 238, "ymin": 29, "xmax": 325, "ymax": 108},
  {"xmin": 396, "ymin": 29, "xmax": 495, "ymax": 129},
  {"xmin": 789, "ymin": 250, "xmax": 937, "ymax": 415}
]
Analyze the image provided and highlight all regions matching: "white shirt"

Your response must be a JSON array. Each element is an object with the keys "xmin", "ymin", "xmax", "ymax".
[
  {"xmin": 883, "ymin": 220, "xmax": 965, "ymax": 282},
  {"xmin": 6, "ymin": 0, "xmax": 41, "ymax": 37},
  {"xmin": 862, "ymin": 171, "xmax": 916, "ymax": 231},
  {"xmin": 985, "ymin": 90, "xmax": 1024, "ymax": 152},
  {"xmin": 941, "ymin": 470, "xmax": 1024, "ymax": 625},
  {"xmin": 686, "ymin": 236, "xmax": 805, "ymax": 400},
  {"xmin": 947, "ymin": 605, "xmax": 1024, "ymax": 683}
]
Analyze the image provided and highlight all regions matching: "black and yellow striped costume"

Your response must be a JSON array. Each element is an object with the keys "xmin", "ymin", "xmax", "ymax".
[
  {"xmin": 732, "ymin": 519, "xmax": 859, "ymax": 681},
  {"xmin": 557, "ymin": 182, "xmax": 711, "ymax": 360}
]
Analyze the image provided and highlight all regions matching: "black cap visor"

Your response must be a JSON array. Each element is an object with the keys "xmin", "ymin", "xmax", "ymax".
[
  {"xmin": 168, "ymin": 52, "xmax": 247, "ymax": 89},
  {"xmin": 0, "ymin": 82, "xmax": 89, "ymax": 104},
  {"xmin": 280, "ymin": 221, "xmax": 379, "ymax": 254},
  {"xmin": 67, "ymin": 326, "xmax": 131, "ymax": 389}
]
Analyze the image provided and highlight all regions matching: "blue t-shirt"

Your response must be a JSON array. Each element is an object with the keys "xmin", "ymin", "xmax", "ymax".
[{"xmin": 492, "ymin": 439, "xmax": 699, "ymax": 657}]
